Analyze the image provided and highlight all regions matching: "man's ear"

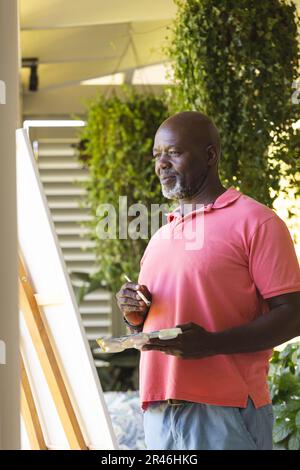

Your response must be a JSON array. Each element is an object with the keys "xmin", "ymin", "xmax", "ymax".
[{"xmin": 206, "ymin": 145, "xmax": 218, "ymax": 165}]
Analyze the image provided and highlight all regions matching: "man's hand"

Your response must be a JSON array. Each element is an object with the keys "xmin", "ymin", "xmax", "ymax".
[
  {"xmin": 116, "ymin": 282, "xmax": 152, "ymax": 328},
  {"xmin": 142, "ymin": 322, "xmax": 215, "ymax": 359},
  {"xmin": 141, "ymin": 292, "xmax": 300, "ymax": 358}
]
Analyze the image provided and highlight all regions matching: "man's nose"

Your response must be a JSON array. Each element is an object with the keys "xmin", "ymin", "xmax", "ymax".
[{"xmin": 156, "ymin": 153, "xmax": 172, "ymax": 171}]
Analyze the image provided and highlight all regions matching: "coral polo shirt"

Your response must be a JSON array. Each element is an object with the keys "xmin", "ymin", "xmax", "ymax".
[{"xmin": 138, "ymin": 187, "xmax": 300, "ymax": 410}]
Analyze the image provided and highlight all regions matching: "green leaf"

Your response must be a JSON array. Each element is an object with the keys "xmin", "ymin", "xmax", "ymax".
[
  {"xmin": 288, "ymin": 431, "xmax": 300, "ymax": 450},
  {"xmin": 273, "ymin": 419, "xmax": 293, "ymax": 443}
]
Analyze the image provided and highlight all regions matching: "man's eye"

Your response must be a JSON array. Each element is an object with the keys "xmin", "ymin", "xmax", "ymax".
[{"xmin": 152, "ymin": 150, "xmax": 180, "ymax": 159}]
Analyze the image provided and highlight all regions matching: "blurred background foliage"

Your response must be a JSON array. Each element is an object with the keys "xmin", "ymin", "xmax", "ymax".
[
  {"xmin": 269, "ymin": 343, "xmax": 300, "ymax": 449},
  {"xmin": 167, "ymin": 0, "xmax": 300, "ymax": 207}
]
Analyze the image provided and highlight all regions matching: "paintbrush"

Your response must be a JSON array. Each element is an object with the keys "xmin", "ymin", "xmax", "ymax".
[{"xmin": 124, "ymin": 274, "xmax": 151, "ymax": 307}]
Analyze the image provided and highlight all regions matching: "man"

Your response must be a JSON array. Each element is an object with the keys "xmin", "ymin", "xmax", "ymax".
[{"xmin": 116, "ymin": 111, "xmax": 300, "ymax": 450}]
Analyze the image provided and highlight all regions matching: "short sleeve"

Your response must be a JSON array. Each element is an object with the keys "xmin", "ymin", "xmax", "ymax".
[{"xmin": 249, "ymin": 215, "xmax": 300, "ymax": 299}]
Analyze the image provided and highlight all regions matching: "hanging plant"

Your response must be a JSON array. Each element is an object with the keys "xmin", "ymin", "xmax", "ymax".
[
  {"xmin": 78, "ymin": 87, "xmax": 169, "ymax": 293},
  {"xmin": 167, "ymin": 0, "xmax": 300, "ymax": 206}
]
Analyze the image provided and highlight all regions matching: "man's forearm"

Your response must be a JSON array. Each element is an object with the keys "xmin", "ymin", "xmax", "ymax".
[{"xmin": 211, "ymin": 304, "xmax": 300, "ymax": 355}]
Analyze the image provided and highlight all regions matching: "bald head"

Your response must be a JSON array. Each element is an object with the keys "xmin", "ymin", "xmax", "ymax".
[{"xmin": 157, "ymin": 111, "xmax": 221, "ymax": 157}]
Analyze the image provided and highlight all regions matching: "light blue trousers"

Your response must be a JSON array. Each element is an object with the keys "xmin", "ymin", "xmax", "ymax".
[{"xmin": 143, "ymin": 398, "xmax": 274, "ymax": 450}]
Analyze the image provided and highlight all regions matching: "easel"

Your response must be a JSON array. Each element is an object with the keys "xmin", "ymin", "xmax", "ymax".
[{"xmin": 19, "ymin": 254, "xmax": 88, "ymax": 450}]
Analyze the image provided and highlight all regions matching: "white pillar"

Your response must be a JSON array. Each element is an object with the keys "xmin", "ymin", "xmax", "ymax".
[{"xmin": 0, "ymin": 0, "xmax": 20, "ymax": 449}]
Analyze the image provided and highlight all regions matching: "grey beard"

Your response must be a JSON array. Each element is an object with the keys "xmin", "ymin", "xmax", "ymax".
[
  {"xmin": 162, "ymin": 166, "xmax": 211, "ymax": 200},
  {"xmin": 161, "ymin": 177, "xmax": 190, "ymax": 200}
]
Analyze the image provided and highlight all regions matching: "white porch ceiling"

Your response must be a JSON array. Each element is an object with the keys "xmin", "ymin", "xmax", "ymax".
[
  {"xmin": 20, "ymin": 0, "xmax": 300, "ymax": 116},
  {"xmin": 20, "ymin": 0, "xmax": 176, "ymax": 92}
]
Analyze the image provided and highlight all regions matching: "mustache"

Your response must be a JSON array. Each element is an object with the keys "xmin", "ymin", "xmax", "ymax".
[{"xmin": 159, "ymin": 172, "xmax": 178, "ymax": 179}]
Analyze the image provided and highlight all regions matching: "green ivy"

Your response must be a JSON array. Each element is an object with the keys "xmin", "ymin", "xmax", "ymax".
[
  {"xmin": 78, "ymin": 87, "xmax": 169, "ymax": 292},
  {"xmin": 167, "ymin": 0, "xmax": 300, "ymax": 207},
  {"xmin": 268, "ymin": 343, "xmax": 300, "ymax": 449}
]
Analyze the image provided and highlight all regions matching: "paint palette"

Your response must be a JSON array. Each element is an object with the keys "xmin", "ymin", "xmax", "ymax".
[{"xmin": 96, "ymin": 327, "xmax": 182, "ymax": 353}]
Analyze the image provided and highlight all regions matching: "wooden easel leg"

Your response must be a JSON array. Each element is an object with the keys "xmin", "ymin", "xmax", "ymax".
[
  {"xmin": 21, "ymin": 354, "xmax": 47, "ymax": 450},
  {"xmin": 19, "ymin": 254, "xmax": 87, "ymax": 450}
]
